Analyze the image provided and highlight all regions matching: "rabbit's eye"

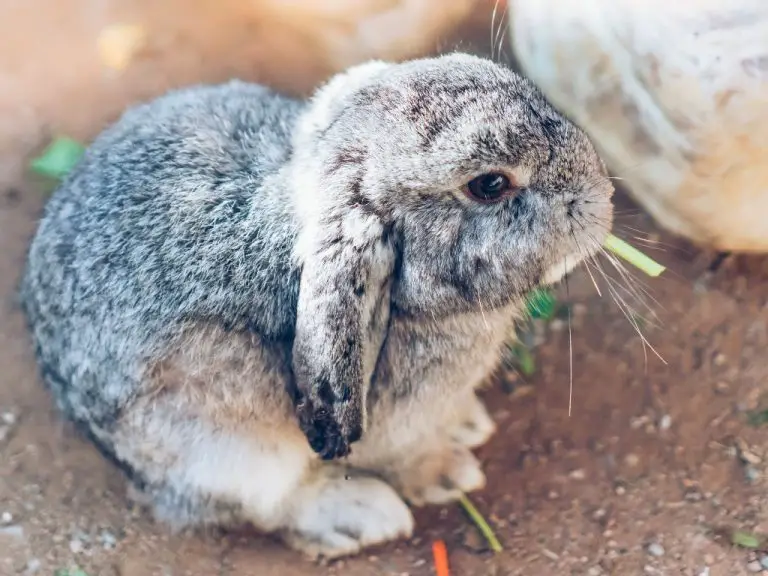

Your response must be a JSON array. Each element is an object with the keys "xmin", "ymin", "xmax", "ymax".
[{"xmin": 465, "ymin": 173, "xmax": 514, "ymax": 203}]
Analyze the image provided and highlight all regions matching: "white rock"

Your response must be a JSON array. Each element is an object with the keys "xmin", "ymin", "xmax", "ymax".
[
  {"xmin": 0, "ymin": 525, "xmax": 24, "ymax": 540},
  {"xmin": 69, "ymin": 538, "xmax": 83, "ymax": 554}
]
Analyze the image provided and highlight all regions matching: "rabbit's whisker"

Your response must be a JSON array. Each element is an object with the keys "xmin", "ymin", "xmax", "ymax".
[
  {"xmin": 477, "ymin": 296, "xmax": 490, "ymax": 333},
  {"xmin": 564, "ymin": 255, "xmax": 574, "ymax": 417}
]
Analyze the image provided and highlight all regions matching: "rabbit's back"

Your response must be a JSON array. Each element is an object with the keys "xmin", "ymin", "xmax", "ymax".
[{"xmin": 21, "ymin": 80, "xmax": 304, "ymax": 426}]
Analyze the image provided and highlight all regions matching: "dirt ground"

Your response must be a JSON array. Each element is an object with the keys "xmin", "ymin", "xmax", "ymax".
[
  {"xmin": 3, "ymin": 20, "xmax": 768, "ymax": 576},
  {"xmin": 4, "ymin": 161, "xmax": 768, "ymax": 576}
]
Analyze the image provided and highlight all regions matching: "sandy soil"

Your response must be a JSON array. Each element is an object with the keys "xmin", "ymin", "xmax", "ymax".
[{"xmin": 3, "ymin": 158, "xmax": 768, "ymax": 576}]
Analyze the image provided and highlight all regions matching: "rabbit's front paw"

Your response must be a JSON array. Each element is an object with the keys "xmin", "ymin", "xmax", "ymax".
[
  {"xmin": 395, "ymin": 444, "xmax": 486, "ymax": 506},
  {"xmin": 449, "ymin": 394, "xmax": 497, "ymax": 449},
  {"xmin": 284, "ymin": 473, "xmax": 414, "ymax": 559}
]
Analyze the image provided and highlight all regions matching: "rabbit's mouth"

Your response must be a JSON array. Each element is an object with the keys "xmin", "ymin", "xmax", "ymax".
[{"xmin": 541, "ymin": 253, "xmax": 583, "ymax": 286}]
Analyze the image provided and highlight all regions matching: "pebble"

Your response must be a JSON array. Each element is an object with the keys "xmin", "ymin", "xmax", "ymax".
[
  {"xmin": 745, "ymin": 466, "xmax": 760, "ymax": 483},
  {"xmin": 550, "ymin": 319, "xmax": 566, "ymax": 331},
  {"xmin": 100, "ymin": 529, "xmax": 118, "ymax": 550},
  {"xmin": 569, "ymin": 469, "xmax": 586, "ymax": 480},
  {"xmin": 587, "ymin": 568, "xmax": 602, "ymax": 576},
  {"xmin": 69, "ymin": 538, "xmax": 84, "ymax": 554},
  {"xmin": 647, "ymin": 543, "xmax": 665, "ymax": 557},
  {"xmin": 697, "ymin": 568, "xmax": 710, "ymax": 576},
  {"xmin": 625, "ymin": 454, "xmax": 641, "ymax": 467},
  {"xmin": 761, "ymin": 556, "xmax": 768, "ymax": 570},
  {"xmin": 747, "ymin": 560, "xmax": 763, "ymax": 573},
  {"xmin": 714, "ymin": 381, "xmax": 730, "ymax": 394},
  {"xmin": 659, "ymin": 414, "xmax": 672, "ymax": 431},
  {"xmin": 0, "ymin": 524, "xmax": 24, "ymax": 540},
  {"xmin": 25, "ymin": 559, "xmax": 41, "ymax": 574},
  {"xmin": 0, "ymin": 511, "xmax": 12, "ymax": 524},
  {"xmin": 462, "ymin": 528, "xmax": 486, "ymax": 552},
  {"xmin": 541, "ymin": 548, "xmax": 560, "ymax": 561}
]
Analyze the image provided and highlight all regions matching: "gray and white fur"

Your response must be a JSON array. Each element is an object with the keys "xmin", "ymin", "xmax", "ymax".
[{"xmin": 20, "ymin": 53, "xmax": 613, "ymax": 558}]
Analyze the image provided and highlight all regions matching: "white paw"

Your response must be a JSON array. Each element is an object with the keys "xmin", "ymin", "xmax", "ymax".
[
  {"xmin": 449, "ymin": 394, "xmax": 497, "ymax": 449},
  {"xmin": 398, "ymin": 444, "xmax": 486, "ymax": 506},
  {"xmin": 284, "ymin": 473, "xmax": 414, "ymax": 559}
]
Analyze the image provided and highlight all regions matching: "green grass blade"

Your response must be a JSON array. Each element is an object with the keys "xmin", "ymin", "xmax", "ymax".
[
  {"xmin": 604, "ymin": 234, "xmax": 665, "ymax": 277},
  {"xmin": 30, "ymin": 137, "xmax": 86, "ymax": 179}
]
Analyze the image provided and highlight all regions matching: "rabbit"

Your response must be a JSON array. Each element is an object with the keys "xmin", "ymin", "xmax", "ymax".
[{"xmin": 19, "ymin": 52, "xmax": 614, "ymax": 558}]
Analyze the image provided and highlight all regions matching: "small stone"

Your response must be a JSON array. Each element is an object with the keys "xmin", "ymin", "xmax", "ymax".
[
  {"xmin": 643, "ymin": 565, "xmax": 657, "ymax": 574},
  {"xmin": 541, "ymin": 548, "xmax": 559, "ymax": 561},
  {"xmin": 100, "ymin": 529, "xmax": 117, "ymax": 550},
  {"xmin": 587, "ymin": 568, "xmax": 602, "ymax": 576},
  {"xmin": 745, "ymin": 466, "xmax": 760, "ymax": 483},
  {"xmin": 569, "ymin": 469, "xmax": 586, "ymax": 480},
  {"xmin": 647, "ymin": 543, "xmax": 665, "ymax": 557},
  {"xmin": 742, "ymin": 450, "xmax": 762, "ymax": 465},
  {"xmin": 715, "ymin": 381, "xmax": 730, "ymax": 394},
  {"xmin": 1, "ymin": 412, "xmax": 15, "ymax": 425},
  {"xmin": 25, "ymin": 559, "xmax": 41, "ymax": 574},
  {"xmin": 462, "ymin": 528, "xmax": 487, "ymax": 552},
  {"xmin": 625, "ymin": 454, "xmax": 640, "ymax": 467},
  {"xmin": 615, "ymin": 485, "xmax": 626, "ymax": 496},
  {"xmin": 747, "ymin": 560, "xmax": 763, "ymax": 572},
  {"xmin": 713, "ymin": 353, "xmax": 727, "ymax": 366},
  {"xmin": 0, "ymin": 525, "xmax": 24, "ymax": 540},
  {"xmin": 0, "ymin": 511, "xmax": 11, "ymax": 524},
  {"xmin": 69, "ymin": 538, "xmax": 84, "ymax": 554},
  {"xmin": 630, "ymin": 416, "xmax": 650, "ymax": 430},
  {"xmin": 697, "ymin": 568, "xmax": 710, "ymax": 576},
  {"xmin": 659, "ymin": 415, "xmax": 672, "ymax": 431},
  {"xmin": 760, "ymin": 556, "xmax": 768, "ymax": 570},
  {"xmin": 550, "ymin": 319, "xmax": 566, "ymax": 332}
]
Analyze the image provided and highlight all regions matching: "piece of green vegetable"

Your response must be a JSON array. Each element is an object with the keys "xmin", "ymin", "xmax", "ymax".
[
  {"xmin": 459, "ymin": 494, "xmax": 503, "ymax": 553},
  {"xmin": 731, "ymin": 530, "xmax": 762, "ymax": 549},
  {"xmin": 30, "ymin": 137, "xmax": 86, "ymax": 179},
  {"xmin": 527, "ymin": 287, "xmax": 557, "ymax": 320},
  {"xmin": 604, "ymin": 234, "xmax": 665, "ymax": 277},
  {"xmin": 510, "ymin": 342, "xmax": 536, "ymax": 376},
  {"xmin": 54, "ymin": 569, "xmax": 89, "ymax": 576}
]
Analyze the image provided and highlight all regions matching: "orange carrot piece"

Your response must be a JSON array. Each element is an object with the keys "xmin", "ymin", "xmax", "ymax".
[{"xmin": 432, "ymin": 539, "xmax": 450, "ymax": 576}]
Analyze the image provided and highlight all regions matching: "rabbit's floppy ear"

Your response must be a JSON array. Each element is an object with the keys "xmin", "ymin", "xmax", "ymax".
[
  {"xmin": 291, "ymin": 204, "xmax": 395, "ymax": 460},
  {"xmin": 289, "ymin": 59, "xmax": 397, "ymax": 460}
]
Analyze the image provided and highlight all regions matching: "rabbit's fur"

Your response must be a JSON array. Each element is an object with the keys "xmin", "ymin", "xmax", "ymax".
[{"xmin": 20, "ymin": 53, "xmax": 613, "ymax": 558}]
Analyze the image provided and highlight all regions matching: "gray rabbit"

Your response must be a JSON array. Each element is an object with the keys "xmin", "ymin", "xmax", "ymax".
[{"xmin": 20, "ymin": 53, "xmax": 613, "ymax": 558}]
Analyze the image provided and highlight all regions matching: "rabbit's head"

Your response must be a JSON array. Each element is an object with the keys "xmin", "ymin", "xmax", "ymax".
[{"xmin": 289, "ymin": 54, "xmax": 614, "ymax": 460}]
